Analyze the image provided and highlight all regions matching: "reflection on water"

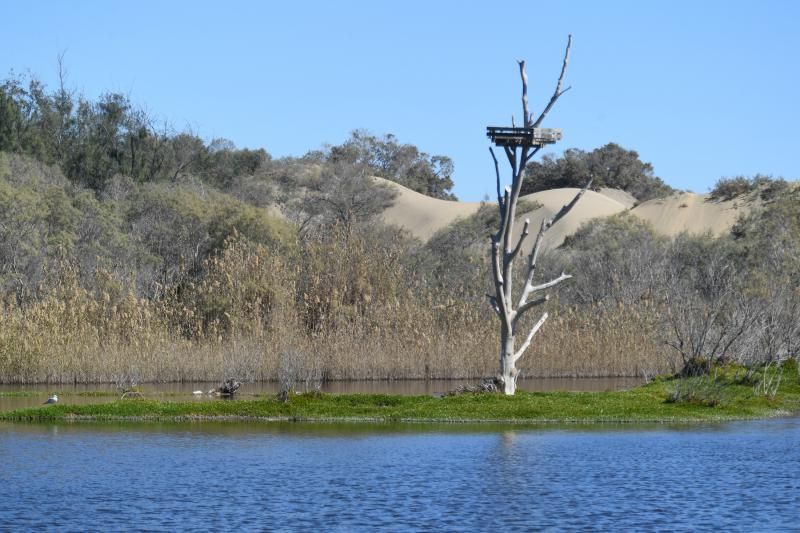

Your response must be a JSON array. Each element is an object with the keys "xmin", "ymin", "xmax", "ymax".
[
  {"xmin": 0, "ymin": 376, "xmax": 644, "ymax": 411},
  {"xmin": 0, "ymin": 418, "xmax": 798, "ymax": 530}
]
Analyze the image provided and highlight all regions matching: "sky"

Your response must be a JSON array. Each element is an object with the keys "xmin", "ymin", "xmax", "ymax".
[{"xmin": 2, "ymin": 1, "xmax": 798, "ymax": 201}]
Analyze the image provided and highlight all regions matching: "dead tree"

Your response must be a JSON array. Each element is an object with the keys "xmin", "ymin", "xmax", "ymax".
[{"xmin": 487, "ymin": 35, "xmax": 590, "ymax": 395}]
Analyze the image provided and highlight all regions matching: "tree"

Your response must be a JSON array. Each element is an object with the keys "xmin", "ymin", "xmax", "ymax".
[
  {"xmin": 299, "ymin": 160, "xmax": 398, "ymax": 238},
  {"xmin": 559, "ymin": 214, "xmax": 666, "ymax": 305},
  {"xmin": 0, "ymin": 83, "xmax": 22, "ymax": 152},
  {"xmin": 660, "ymin": 234, "xmax": 758, "ymax": 373},
  {"xmin": 521, "ymin": 142, "xmax": 672, "ymax": 201},
  {"xmin": 488, "ymin": 36, "xmax": 590, "ymax": 395},
  {"xmin": 326, "ymin": 131, "xmax": 456, "ymax": 200}
]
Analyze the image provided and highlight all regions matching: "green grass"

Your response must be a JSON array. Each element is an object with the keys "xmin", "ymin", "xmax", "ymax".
[{"xmin": 3, "ymin": 362, "xmax": 798, "ymax": 424}]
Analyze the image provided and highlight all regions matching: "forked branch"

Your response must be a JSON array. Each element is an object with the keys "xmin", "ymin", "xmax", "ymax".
[
  {"xmin": 532, "ymin": 35, "xmax": 573, "ymax": 128},
  {"xmin": 516, "ymin": 180, "xmax": 590, "ymax": 310}
]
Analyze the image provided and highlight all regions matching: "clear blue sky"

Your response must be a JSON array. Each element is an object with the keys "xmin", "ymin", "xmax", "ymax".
[{"xmin": 2, "ymin": 1, "xmax": 798, "ymax": 200}]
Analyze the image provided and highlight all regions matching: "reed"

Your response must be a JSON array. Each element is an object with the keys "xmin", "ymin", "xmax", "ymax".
[{"xmin": 0, "ymin": 235, "xmax": 675, "ymax": 384}]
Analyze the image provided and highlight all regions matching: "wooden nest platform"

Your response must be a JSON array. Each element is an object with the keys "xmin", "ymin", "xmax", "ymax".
[{"xmin": 486, "ymin": 127, "xmax": 562, "ymax": 148}]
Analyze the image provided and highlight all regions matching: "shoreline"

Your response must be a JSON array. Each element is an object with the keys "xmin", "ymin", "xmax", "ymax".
[
  {"xmin": 8, "ymin": 411, "xmax": 796, "ymax": 425},
  {"xmin": 2, "ymin": 371, "xmax": 798, "ymax": 425}
]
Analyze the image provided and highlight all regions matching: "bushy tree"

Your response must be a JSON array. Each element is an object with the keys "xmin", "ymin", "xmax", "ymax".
[
  {"xmin": 521, "ymin": 142, "xmax": 672, "ymax": 201},
  {"xmin": 298, "ymin": 160, "xmax": 397, "ymax": 237},
  {"xmin": 0, "ymin": 74, "xmax": 274, "ymax": 194},
  {"xmin": 559, "ymin": 213, "xmax": 667, "ymax": 305},
  {"xmin": 709, "ymin": 174, "xmax": 790, "ymax": 202},
  {"xmin": 325, "ymin": 130, "xmax": 456, "ymax": 200}
]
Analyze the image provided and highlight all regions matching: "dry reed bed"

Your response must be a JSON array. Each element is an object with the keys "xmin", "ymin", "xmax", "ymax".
[{"xmin": 0, "ymin": 237, "xmax": 675, "ymax": 384}]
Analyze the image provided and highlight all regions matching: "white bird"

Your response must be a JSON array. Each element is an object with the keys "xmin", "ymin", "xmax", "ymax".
[
  {"xmin": 44, "ymin": 394, "xmax": 58, "ymax": 404},
  {"xmin": 192, "ymin": 390, "xmax": 203, "ymax": 395}
]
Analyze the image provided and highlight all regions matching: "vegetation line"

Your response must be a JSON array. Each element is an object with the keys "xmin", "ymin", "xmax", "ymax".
[{"xmin": 3, "ymin": 363, "xmax": 798, "ymax": 424}]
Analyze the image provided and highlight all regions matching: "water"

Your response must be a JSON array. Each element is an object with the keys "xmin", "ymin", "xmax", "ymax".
[
  {"xmin": 0, "ymin": 377, "xmax": 643, "ymax": 411},
  {"xmin": 1, "ymin": 418, "xmax": 798, "ymax": 530}
]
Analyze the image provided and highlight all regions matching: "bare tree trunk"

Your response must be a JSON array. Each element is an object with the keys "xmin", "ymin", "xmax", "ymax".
[{"xmin": 489, "ymin": 36, "xmax": 590, "ymax": 395}]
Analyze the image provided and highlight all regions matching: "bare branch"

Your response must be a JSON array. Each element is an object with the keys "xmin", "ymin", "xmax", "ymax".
[
  {"xmin": 521, "ymin": 145, "xmax": 541, "ymax": 168},
  {"xmin": 489, "ymin": 147, "xmax": 504, "ymax": 212},
  {"xmin": 527, "ymin": 272, "xmax": 573, "ymax": 294},
  {"xmin": 517, "ymin": 220, "xmax": 547, "ymax": 308},
  {"xmin": 491, "ymin": 238, "xmax": 504, "ymax": 287},
  {"xmin": 511, "ymin": 146, "xmax": 529, "ymax": 199},
  {"xmin": 500, "ymin": 184, "xmax": 514, "ymax": 304},
  {"xmin": 500, "ymin": 187, "xmax": 513, "ymax": 238},
  {"xmin": 513, "ymin": 312, "xmax": 549, "ymax": 364},
  {"xmin": 518, "ymin": 60, "xmax": 530, "ymax": 127},
  {"xmin": 503, "ymin": 146, "xmax": 516, "ymax": 173},
  {"xmin": 532, "ymin": 34, "xmax": 573, "ymax": 128},
  {"xmin": 509, "ymin": 218, "xmax": 530, "ymax": 262},
  {"xmin": 56, "ymin": 51, "xmax": 69, "ymax": 95},
  {"xmin": 513, "ymin": 294, "xmax": 549, "ymax": 326},
  {"xmin": 549, "ymin": 178, "xmax": 592, "ymax": 228}
]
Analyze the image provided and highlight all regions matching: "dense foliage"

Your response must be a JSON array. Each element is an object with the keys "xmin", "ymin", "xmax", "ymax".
[
  {"xmin": 520, "ymin": 143, "xmax": 673, "ymax": 201},
  {"xmin": 0, "ymin": 75, "xmax": 270, "ymax": 191},
  {"xmin": 555, "ymin": 187, "xmax": 800, "ymax": 371},
  {"xmin": 708, "ymin": 174, "xmax": 790, "ymax": 202},
  {"xmin": 321, "ymin": 130, "xmax": 456, "ymax": 200}
]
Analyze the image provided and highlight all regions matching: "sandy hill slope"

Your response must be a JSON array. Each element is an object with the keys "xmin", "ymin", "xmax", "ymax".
[
  {"xmin": 516, "ymin": 188, "xmax": 630, "ymax": 251},
  {"xmin": 630, "ymin": 191, "xmax": 748, "ymax": 237},
  {"xmin": 378, "ymin": 177, "xmax": 759, "ymax": 246},
  {"xmin": 379, "ymin": 178, "xmax": 630, "ymax": 249},
  {"xmin": 379, "ymin": 178, "xmax": 483, "ymax": 241}
]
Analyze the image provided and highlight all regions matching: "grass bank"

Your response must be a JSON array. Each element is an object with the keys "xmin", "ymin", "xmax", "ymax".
[{"xmin": 3, "ymin": 363, "xmax": 798, "ymax": 424}]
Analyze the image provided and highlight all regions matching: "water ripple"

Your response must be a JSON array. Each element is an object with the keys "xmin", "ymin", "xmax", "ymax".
[{"xmin": 0, "ymin": 419, "xmax": 798, "ymax": 531}]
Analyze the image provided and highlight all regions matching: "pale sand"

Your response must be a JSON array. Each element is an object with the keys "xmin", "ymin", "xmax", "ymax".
[
  {"xmin": 379, "ymin": 177, "xmax": 754, "ymax": 245},
  {"xmin": 630, "ymin": 191, "xmax": 749, "ymax": 237},
  {"xmin": 379, "ymin": 178, "xmax": 483, "ymax": 241},
  {"xmin": 380, "ymin": 178, "xmax": 629, "ymax": 249}
]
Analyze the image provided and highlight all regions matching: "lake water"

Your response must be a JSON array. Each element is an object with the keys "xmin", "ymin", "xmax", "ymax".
[
  {"xmin": 0, "ymin": 376, "xmax": 643, "ymax": 411},
  {"xmin": 1, "ymin": 417, "xmax": 798, "ymax": 530}
]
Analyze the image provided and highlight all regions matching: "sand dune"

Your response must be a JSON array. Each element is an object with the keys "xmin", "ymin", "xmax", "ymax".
[
  {"xmin": 379, "ymin": 178, "xmax": 483, "ymax": 241},
  {"xmin": 379, "ymin": 177, "xmax": 755, "ymax": 245},
  {"xmin": 631, "ymin": 192, "xmax": 748, "ymax": 236},
  {"xmin": 515, "ymin": 188, "xmax": 630, "ymax": 251}
]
